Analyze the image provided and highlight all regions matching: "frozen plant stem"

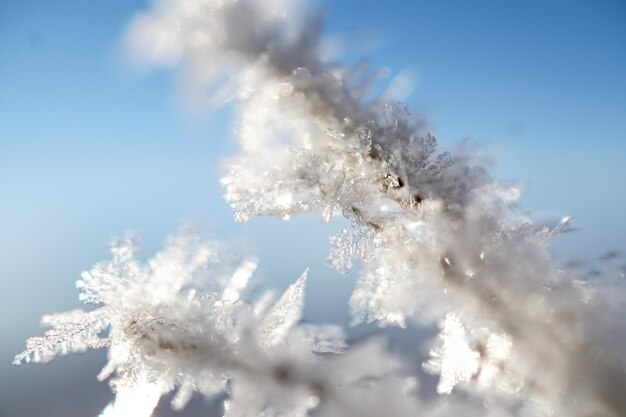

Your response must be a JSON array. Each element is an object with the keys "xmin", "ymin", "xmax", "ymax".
[
  {"xmin": 15, "ymin": 231, "xmax": 417, "ymax": 417},
  {"xmin": 16, "ymin": 1, "xmax": 626, "ymax": 417}
]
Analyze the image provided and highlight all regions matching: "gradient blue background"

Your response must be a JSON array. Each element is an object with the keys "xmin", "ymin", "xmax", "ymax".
[{"xmin": 1, "ymin": 1, "xmax": 625, "ymax": 416}]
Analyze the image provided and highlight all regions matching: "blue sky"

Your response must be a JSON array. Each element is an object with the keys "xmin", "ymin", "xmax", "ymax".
[{"xmin": 1, "ymin": 1, "xmax": 625, "ymax": 415}]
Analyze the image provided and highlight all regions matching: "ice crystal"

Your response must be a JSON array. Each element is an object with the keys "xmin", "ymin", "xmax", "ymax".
[
  {"xmin": 423, "ymin": 313, "xmax": 515, "ymax": 395},
  {"xmin": 13, "ymin": 308, "xmax": 110, "ymax": 365},
  {"xmin": 327, "ymin": 225, "xmax": 378, "ymax": 274},
  {"xmin": 424, "ymin": 313, "xmax": 481, "ymax": 394}
]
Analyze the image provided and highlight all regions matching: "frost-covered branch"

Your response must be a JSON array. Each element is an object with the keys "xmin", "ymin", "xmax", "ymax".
[
  {"xmin": 16, "ymin": 1, "xmax": 626, "ymax": 417},
  {"xmin": 122, "ymin": 1, "xmax": 626, "ymax": 416},
  {"xmin": 16, "ymin": 230, "xmax": 420, "ymax": 417}
]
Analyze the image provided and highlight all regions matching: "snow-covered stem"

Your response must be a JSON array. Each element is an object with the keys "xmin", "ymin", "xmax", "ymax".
[{"xmin": 15, "ymin": 230, "xmax": 419, "ymax": 417}]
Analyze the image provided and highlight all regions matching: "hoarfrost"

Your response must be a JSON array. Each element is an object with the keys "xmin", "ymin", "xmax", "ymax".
[
  {"xmin": 121, "ymin": 0, "xmax": 626, "ymax": 415},
  {"xmin": 14, "ymin": 1, "xmax": 626, "ymax": 417},
  {"xmin": 16, "ymin": 229, "xmax": 416, "ymax": 417},
  {"xmin": 13, "ymin": 308, "xmax": 110, "ymax": 365},
  {"xmin": 423, "ymin": 313, "xmax": 515, "ymax": 395}
]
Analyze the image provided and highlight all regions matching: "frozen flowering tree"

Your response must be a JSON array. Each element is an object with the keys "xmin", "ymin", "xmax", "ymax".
[{"xmin": 16, "ymin": 1, "xmax": 626, "ymax": 417}]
